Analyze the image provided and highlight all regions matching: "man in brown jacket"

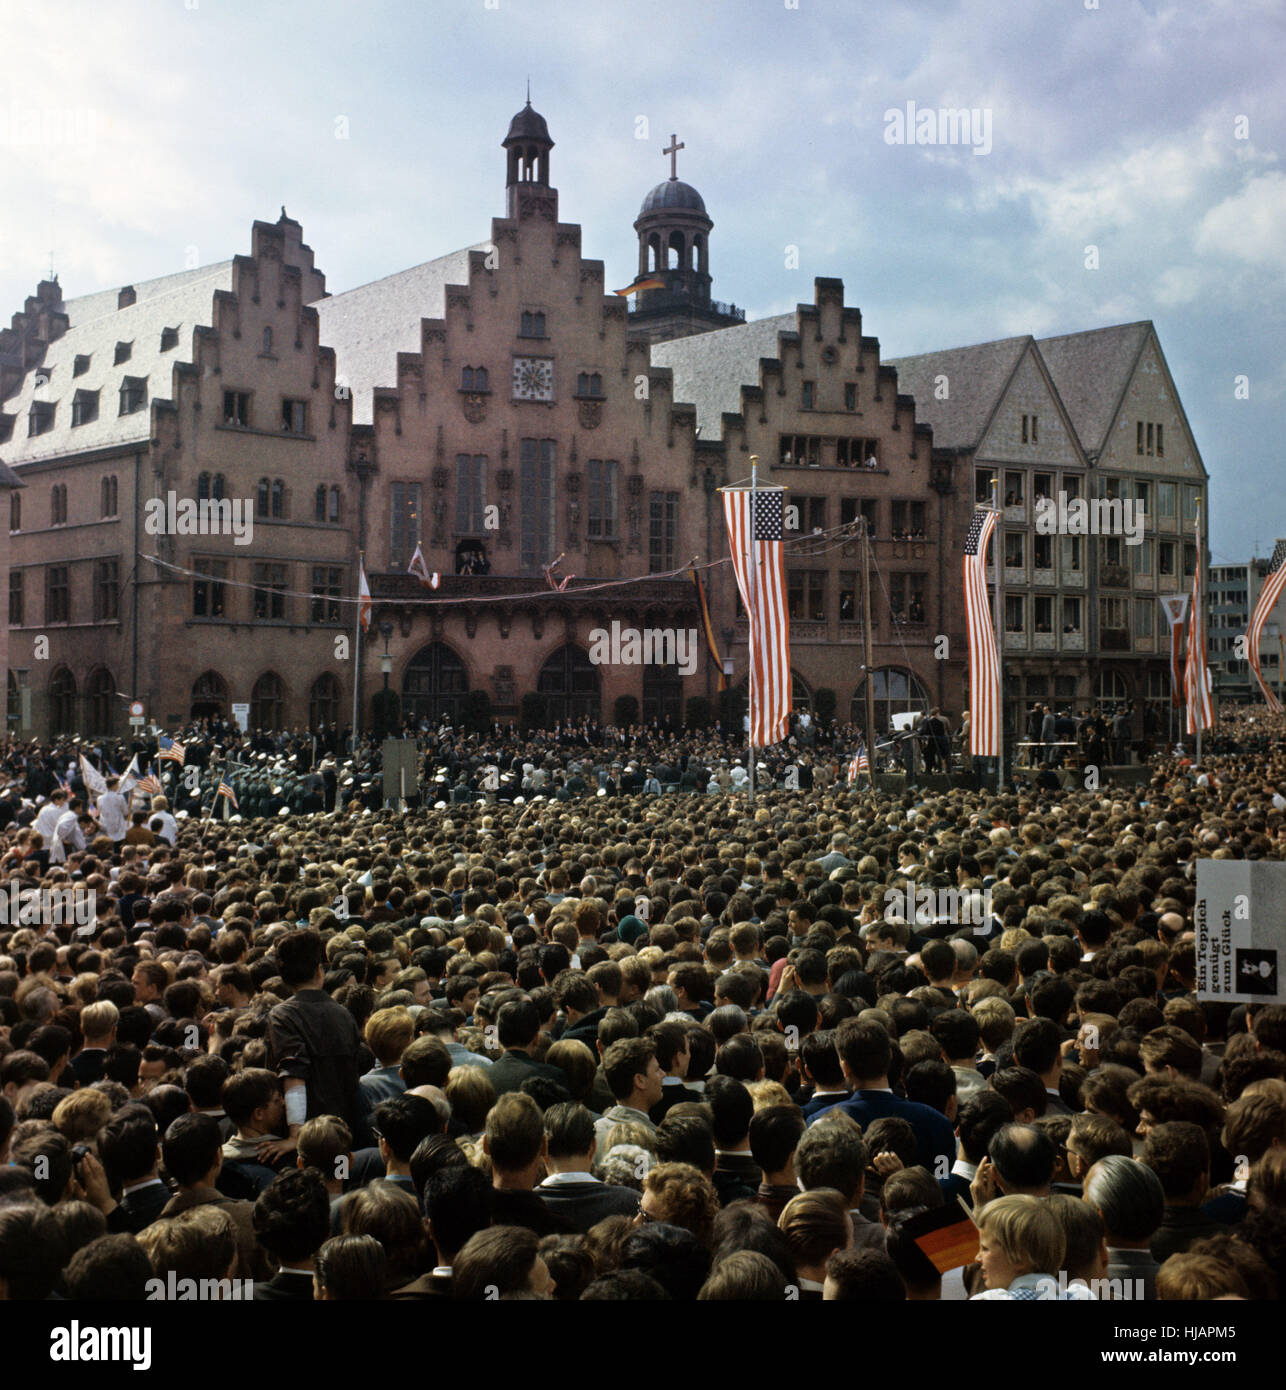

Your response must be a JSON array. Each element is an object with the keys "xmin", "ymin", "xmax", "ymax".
[{"xmin": 160, "ymin": 1112, "xmax": 272, "ymax": 1280}]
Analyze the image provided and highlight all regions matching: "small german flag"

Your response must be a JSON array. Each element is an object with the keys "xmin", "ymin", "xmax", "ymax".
[
  {"xmin": 906, "ymin": 1200, "xmax": 980, "ymax": 1274},
  {"xmin": 614, "ymin": 275, "xmax": 666, "ymax": 297}
]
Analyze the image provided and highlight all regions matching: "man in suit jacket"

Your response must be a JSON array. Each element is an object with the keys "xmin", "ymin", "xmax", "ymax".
[
  {"xmin": 649, "ymin": 1021, "xmax": 703, "ymax": 1123},
  {"xmin": 99, "ymin": 1106, "xmax": 171, "ymax": 1235},
  {"xmin": 809, "ymin": 1020, "xmax": 956, "ymax": 1175},
  {"xmin": 939, "ymin": 1091, "xmax": 1012, "ymax": 1210},
  {"xmin": 1083, "ymin": 1154, "xmax": 1166, "ymax": 1300},
  {"xmin": 392, "ymin": 1165, "xmax": 493, "ymax": 1299},
  {"xmin": 251, "ymin": 1168, "xmax": 331, "ymax": 1302},
  {"xmin": 536, "ymin": 1102, "xmax": 640, "ymax": 1231},
  {"xmin": 485, "ymin": 999, "xmax": 569, "ymax": 1097},
  {"xmin": 1141, "ymin": 1122, "xmax": 1231, "ymax": 1264}
]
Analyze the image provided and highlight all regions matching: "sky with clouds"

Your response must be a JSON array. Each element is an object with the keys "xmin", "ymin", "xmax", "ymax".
[{"xmin": 2, "ymin": 0, "xmax": 1282, "ymax": 565}]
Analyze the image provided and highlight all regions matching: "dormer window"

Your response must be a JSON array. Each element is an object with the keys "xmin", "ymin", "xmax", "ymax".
[
  {"xmin": 119, "ymin": 377, "xmax": 147, "ymax": 415},
  {"xmin": 114, "ymin": 341, "xmax": 132, "ymax": 365},
  {"xmin": 461, "ymin": 366, "xmax": 490, "ymax": 392},
  {"xmin": 160, "ymin": 326, "xmax": 179, "ymax": 351},
  {"xmin": 72, "ymin": 390, "xmax": 99, "ymax": 427},
  {"xmin": 28, "ymin": 402, "xmax": 55, "ymax": 437},
  {"xmin": 73, "ymin": 354, "xmax": 91, "ymax": 377},
  {"xmin": 519, "ymin": 311, "xmax": 546, "ymax": 338}
]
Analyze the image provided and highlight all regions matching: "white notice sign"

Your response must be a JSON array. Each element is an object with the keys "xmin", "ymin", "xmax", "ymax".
[{"xmin": 1194, "ymin": 861, "xmax": 1285, "ymax": 1004}]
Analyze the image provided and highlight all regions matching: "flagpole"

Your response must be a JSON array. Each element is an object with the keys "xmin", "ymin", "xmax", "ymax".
[
  {"xmin": 1195, "ymin": 503, "xmax": 1203, "ymax": 767},
  {"xmin": 991, "ymin": 477, "xmax": 1004, "ymax": 792},
  {"xmin": 747, "ymin": 455, "xmax": 757, "ymax": 805},
  {"xmin": 351, "ymin": 551, "xmax": 364, "ymax": 762}
]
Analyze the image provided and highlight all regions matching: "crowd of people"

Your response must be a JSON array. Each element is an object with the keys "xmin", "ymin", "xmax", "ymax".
[{"xmin": 0, "ymin": 706, "xmax": 1285, "ymax": 1302}]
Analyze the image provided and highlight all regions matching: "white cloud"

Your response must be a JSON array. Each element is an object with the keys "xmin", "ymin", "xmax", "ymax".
[{"xmin": 1195, "ymin": 171, "xmax": 1286, "ymax": 270}]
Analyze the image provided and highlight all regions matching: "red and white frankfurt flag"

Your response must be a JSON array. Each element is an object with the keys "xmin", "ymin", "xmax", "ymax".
[
  {"xmin": 408, "ymin": 543, "xmax": 440, "ymax": 591},
  {"xmin": 722, "ymin": 485, "xmax": 791, "ymax": 747},
  {"xmin": 963, "ymin": 506, "xmax": 1000, "ymax": 757},
  {"xmin": 1158, "ymin": 594, "xmax": 1189, "ymax": 709},
  {"xmin": 1185, "ymin": 523, "xmax": 1214, "ymax": 735},
  {"xmin": 358, "ymin": 559, "xmax": 372, "ymax": 633},
  {"xmin": 1247, "ymin": 539, "xmax": 1286, "ymax": 714}
]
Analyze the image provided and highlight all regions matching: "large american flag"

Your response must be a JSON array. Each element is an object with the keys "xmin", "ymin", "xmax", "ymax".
[
  {"xmin": 723, "ymin": 485, "xmax": 791, "ymax": 747},
  {"xmin": 1247, "ymin": 539, "xmax": 1286, "ymax": 714},
  {"xmin": 1184, "ymin": 520, "xmax": 1215, "ymax": 735},
  {"xmin": 135, "ymin": 768, "xmax": 162, "ymax": 797},
  {"xmin": 963, "ymin": 506, "xmax": 1000, "ymax": 757},
  {"xmin": 216, "ymin": 777, "xmax": 239, "ymax": 810},
  {"xmin": 847, "ymin": 741, "xmax": 870, "ymax": 783},
  {"xmin": 158, "ymin": 737, "xmax": 185, "ymax": 767}
]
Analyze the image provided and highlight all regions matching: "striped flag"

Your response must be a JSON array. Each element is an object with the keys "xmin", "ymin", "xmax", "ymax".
[
  {"xmin": 614, "ymin": 275, "xmax": 666, "ymax": 297},
  {"xmin": 722, "ymin": 485, "xmax": 791, "ymax": 747},
  {"xmin": 216, "ymin": 777, "xmax": 238, "ymax": 810},
  {"xmin": 358, "ymin": 558, "xmax": 372, "ymax": 632},
  {"xmin": 847, "ymin": 741, "xmax": 870, "ymax": 783},
  {"xmin": 1247, "ymin": 539, "xmax": 1286, "ymax": 714},
  {"xmin": 963, "ymin": 506, "xmax": 1000, "ymax": 757},
  {"xmin": 136, "ymin": 769, "xmax": 162, "ymax": 797},
  {"xmin": 158, "ymin": 737, "xmax": 185, "ymax": 767},
  {"xmin": 1158, "ymin": 594, "xmax": 1190, "ymax": 709},
  {"xmin": 1185, "ymin": 520, "xmax": 1215, "ymax": 735}
]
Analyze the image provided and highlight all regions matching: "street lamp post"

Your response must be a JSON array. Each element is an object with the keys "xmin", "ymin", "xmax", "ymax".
[{"xmin": 379, "ymin": 621, "xmax": 394, "ymax": 737}]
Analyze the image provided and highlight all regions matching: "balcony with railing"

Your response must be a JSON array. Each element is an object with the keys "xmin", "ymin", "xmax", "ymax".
[{"xmin": 629, "ymin": 290, "xmax": 745, "ymax": 321}]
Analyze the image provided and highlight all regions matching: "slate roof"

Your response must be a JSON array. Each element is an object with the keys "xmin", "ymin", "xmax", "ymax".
[
  {"xmin": 650, "ymin": 312, "xmax": 797, "ymax": 438},
  {"xmin": 1, "ymin": 262, "xmax": 234, "ymax": 466},
  {"xmin": 1036, "ymin": 321, "xmax": 1151, "ymax": 457},
  {"xmin": 310, "ymin": 245, "xmax": 487, "ymax": 425},
  {"xmin": 883, "ymin": 336, "xmax": 1030, "ymax": 451}
]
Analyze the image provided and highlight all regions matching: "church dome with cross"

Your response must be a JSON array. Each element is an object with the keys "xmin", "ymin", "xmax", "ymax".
[{"xmin": 639, "ymin": 178, "xmax": 707, "ymax": 216}]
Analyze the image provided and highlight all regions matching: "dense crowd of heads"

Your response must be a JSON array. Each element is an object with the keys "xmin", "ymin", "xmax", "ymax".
[{"xmin": 1, "ymin": 710, "xmax": 1285, "ymax": 1300}]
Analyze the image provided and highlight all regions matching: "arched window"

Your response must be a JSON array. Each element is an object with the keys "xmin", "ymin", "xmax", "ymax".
[
  {"xmin": 536, "ymin": 644, "xmax": 600, "ymax": 727},
  {"xmin": 263, "ymin": 327, "xmax": 273, "ymax": 354},
  {"xmin": 100, "ymin": 475, "xmax": 117, "ymax": 517},
  {"xmin": 850, "ymin": 667, "xmax": 930, "ymax": 738},
  {"xmin": 9, "ymin": 492, "xmax": 19, "ymax": 532},
  {"xmin": 462, "ymin": 366, "xmax": 488, "ymax": 392},
  {"xmin": 271, "ymin": 479, "xmax": 285, "ymax": 519},
  {"xmin": 49, "ymin": 667, "xmax": 77, "ymax": 735},
  {"xmin": 257, "ymin": 478, "xmax": 270, "ymax": 518},
  {"xmin": 315, "ymin": 484, "xmax": 327, "ymax": 522},
  {"xmin": 190, "ymin": 670, "xmax": 228, "ymax": 721},
  {"xmin": 328, "ymin": 486, "xmax": 340, "ymax": 523},
  {"xmin": 86, "ymin": 668, "xmax": 115, "ymax": 735},
  {"xmin": 792, "ymin": 671, "xmax": 813, "ymax": 712},
  {"xmin": 647, "ymin": 235, "xmax": 661, "ymax": 274},
  {"xmin": 309, "ymin": 673, "xmax": 340, "ymax": 729},
  {"xmin": 667, "ymin": 230, "xmax": 685, "ymax": 270},
  {"xmin": 50, "ymin": 484, "xmax": 67, "ymax": 526},
  {"xmin": 250, "ymin": 672, "xmax": 285, "ymax": 730},
  {"xmin": 402, "ymin": 642, "xmax": 469, "ymax": 727}
]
